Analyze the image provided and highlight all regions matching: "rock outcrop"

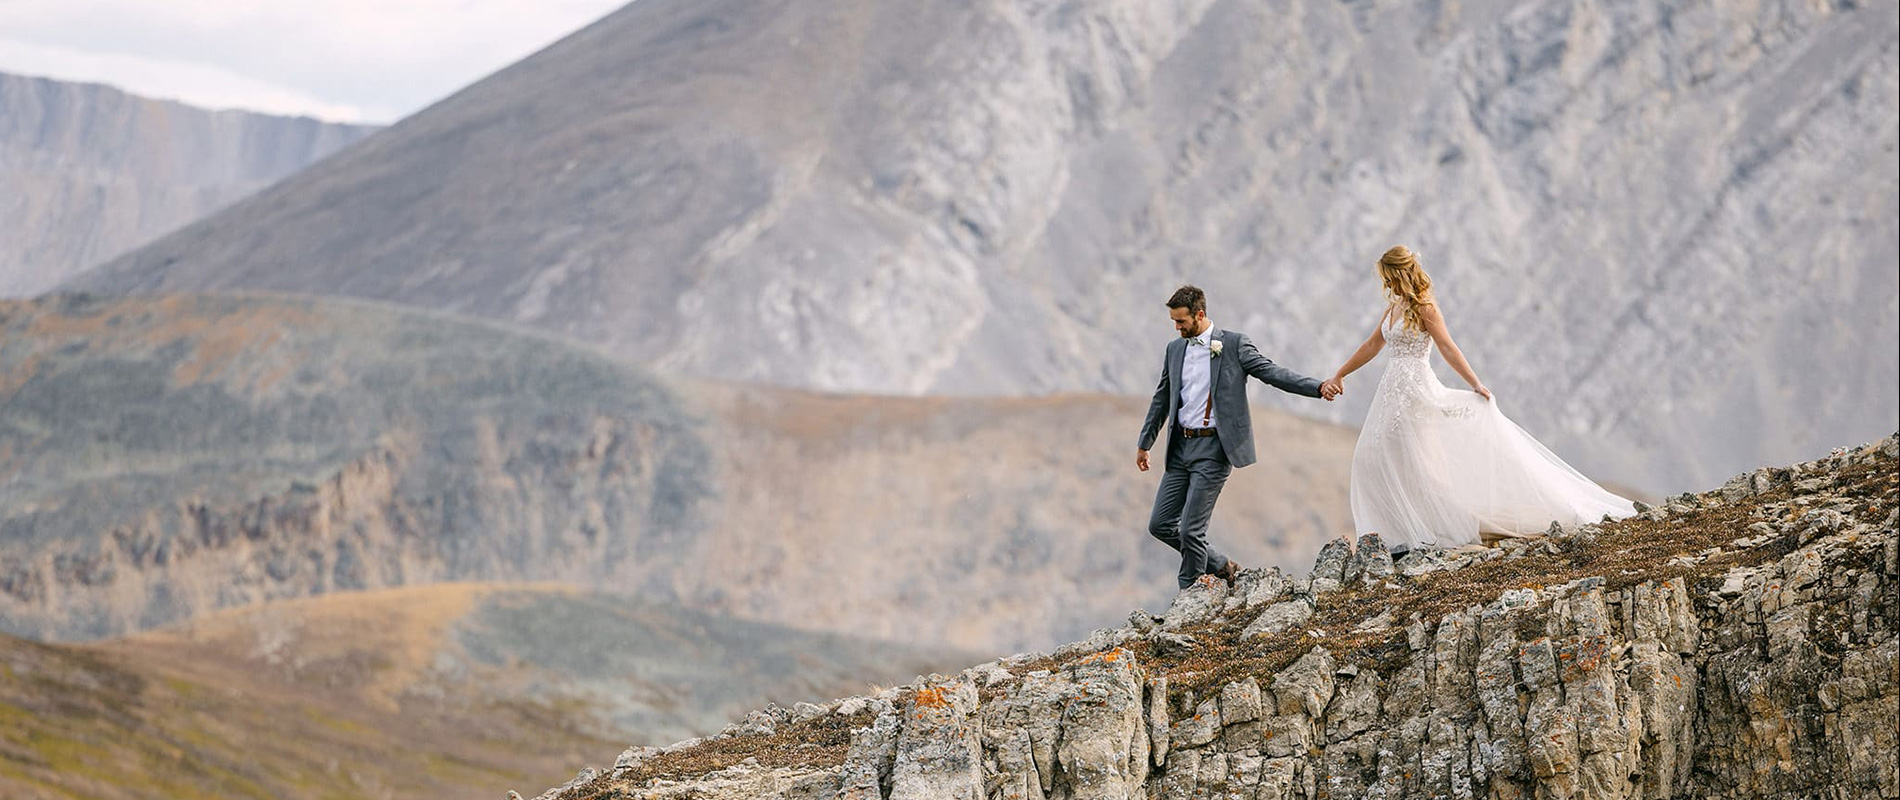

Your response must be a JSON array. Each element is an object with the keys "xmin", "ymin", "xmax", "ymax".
[
  {"xmin": 64, "ymin": 0, "xmax": 1900, "ymax": 493},
  {"xmin": 0, "ymin": 71, "xmax": 376, "ymax": 297},
  {"xmin": 526, "ymin": 435, "xmax": 1898, "ymax": 800}
]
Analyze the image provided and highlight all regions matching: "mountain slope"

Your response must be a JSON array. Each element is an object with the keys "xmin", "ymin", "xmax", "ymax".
[
  {"xmin": 63, "ymin": 0, "xmax": 1900, "ymax": 493},
  {"xmin": 0, "ymin": 71, "xmax": 377, "ymax": 297},
  {"xmin": 0, "ymin": 292, "xmax": 1358, "ymax": 654},
  {"xmin": 0, "ymin": 583, "xmax": 971, "ymax": 800},
  {"xmin": 0, "ymin": 292, "xmax": 709, "ymax": 641},
  {"xmin": 0, "ymin": 617, "xmax": 615, "ymax": 800},
  {"xmin": 530, "ymin": 434, "xmax": 1899, "ymax": 800}
]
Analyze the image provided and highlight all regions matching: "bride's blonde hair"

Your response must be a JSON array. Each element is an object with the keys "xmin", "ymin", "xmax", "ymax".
[{"xmin": 1378, "ymin": 245, "xmax": 1434, "ymax": 331}]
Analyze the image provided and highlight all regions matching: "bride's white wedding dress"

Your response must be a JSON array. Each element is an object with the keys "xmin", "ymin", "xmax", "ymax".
[{"xmin": 1350, "ymin": 304, "xmax": 1635, "ymax": 550}]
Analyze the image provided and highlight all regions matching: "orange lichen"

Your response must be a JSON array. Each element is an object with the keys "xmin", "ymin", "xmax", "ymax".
[{"xmin": 912, "ymin": 687, "xmax": 951, "ymax": 710}]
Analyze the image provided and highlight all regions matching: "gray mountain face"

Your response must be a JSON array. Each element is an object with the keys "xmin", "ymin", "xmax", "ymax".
[
  {"xmin": 64, "ymin": 0, "xmax": 1899, "ymax": 494},
  {"xmin": 0, "ymin": 71, "xmax": 377, "ymax": 297}
]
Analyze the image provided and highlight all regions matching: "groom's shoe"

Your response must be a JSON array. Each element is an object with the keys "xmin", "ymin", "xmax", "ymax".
[{"xmin": 1217, "ymin": 559, "xmax": 1241, "ymax": 584}]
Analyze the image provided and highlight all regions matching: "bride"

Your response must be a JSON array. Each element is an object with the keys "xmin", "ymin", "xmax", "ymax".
[{"xmin": 1321, "ymin": 245, "xmax": 1635, "ymax": 551}]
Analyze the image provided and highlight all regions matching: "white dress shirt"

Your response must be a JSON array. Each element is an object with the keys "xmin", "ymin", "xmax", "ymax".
[{"xmin": 1177, "ymin": 326, "xmax": 1219, "ymax": 430}]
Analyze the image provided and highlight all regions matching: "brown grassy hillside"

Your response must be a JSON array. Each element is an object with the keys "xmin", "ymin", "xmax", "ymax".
[{"xmin": 0, "ymin": 582, "xmax": 975, "ymax": 800}]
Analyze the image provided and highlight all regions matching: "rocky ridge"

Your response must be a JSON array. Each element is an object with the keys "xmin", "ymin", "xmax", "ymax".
[{"xmin": 524, "ymin": 435, "xmax": 1898, "ymax": 800}]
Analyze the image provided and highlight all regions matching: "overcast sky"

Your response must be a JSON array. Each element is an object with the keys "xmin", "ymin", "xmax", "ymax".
[{"xmin": 0, "ymin": 0, "xmax": 630, "ymax": 124}]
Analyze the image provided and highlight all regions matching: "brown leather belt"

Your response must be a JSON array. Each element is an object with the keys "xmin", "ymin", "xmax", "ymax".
[{"xmin": 1176, "ymin": 426, "xmax": 1218, "ymax": 439}]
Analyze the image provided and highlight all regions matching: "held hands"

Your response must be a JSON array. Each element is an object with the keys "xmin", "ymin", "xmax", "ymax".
[{"xmin": 1319, "ymin": 377, "xmax": 1344, "ymax": 401}]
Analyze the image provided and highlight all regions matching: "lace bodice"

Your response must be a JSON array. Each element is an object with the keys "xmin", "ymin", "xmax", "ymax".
[
  {"xmin": 1370, "ymin": 304, "xmax": 1474, "ymax": 434},
  {"xmin": 1381, "ymin": 307, "xmax": 1432, "ymax": 361}
]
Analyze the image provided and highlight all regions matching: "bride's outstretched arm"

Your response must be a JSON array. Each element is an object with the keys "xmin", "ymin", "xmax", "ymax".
[
  {"xmin": 1329, "ymin": 316, "xmax": 1387, "ymax": 383},
  {"xmin": 1418, "ymin": 303, "xmax": 1492, "ymax": 399}
]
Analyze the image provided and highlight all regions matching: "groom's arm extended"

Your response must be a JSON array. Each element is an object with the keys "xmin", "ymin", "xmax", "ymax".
[
  {"xmin": 1138, "ymin": 358, "xmax": 1170, "ymax": 450},
  {"xmin": 1237, "ymin": 334, "xmax": 1324, "ymax": 398}
]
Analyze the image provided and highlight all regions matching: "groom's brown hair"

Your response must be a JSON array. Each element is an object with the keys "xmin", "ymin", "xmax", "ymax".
[{"xmin": 1167, "ymin": 285, "xmax": 1207, "ymax": 317}]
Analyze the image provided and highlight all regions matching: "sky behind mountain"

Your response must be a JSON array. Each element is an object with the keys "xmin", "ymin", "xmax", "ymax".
[{"xmin": 0, "ymin": 0, "xmax": 627, "ymax": 122}]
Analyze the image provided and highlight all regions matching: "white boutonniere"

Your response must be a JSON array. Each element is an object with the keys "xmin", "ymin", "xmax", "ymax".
[{"xmin": 1209, "ymin": 339, "xmax": 1223, "ymax": 357}]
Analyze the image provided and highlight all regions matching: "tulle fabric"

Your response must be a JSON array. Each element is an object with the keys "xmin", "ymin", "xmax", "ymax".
[{"xmin": 1349, "ymin": 308, "xmax": 1635, "ymax": 550}]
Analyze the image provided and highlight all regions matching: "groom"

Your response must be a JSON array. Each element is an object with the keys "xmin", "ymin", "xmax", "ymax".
[{"xmin": 1137, "ymin": 285, "xmax": 1339, "ymax": 589}]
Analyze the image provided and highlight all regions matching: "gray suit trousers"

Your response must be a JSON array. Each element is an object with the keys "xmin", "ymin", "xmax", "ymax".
[{"xmin": 1147, "ymin": 432, "xmax": 1232, "ymax": 590}]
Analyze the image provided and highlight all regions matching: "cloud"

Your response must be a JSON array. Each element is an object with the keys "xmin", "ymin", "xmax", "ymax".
[{"xmin": 0, "ymin": 0, "xmax": 630, "ymax": 123}]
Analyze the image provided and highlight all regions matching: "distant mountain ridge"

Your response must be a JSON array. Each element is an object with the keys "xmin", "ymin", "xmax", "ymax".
[
  {"xmin": 63, "ymin": 0, "xmax": 1900, "ymax": 494},
  {"xmin": 0, "ymin": 70, "xmax": 377, "ymax": 297}
]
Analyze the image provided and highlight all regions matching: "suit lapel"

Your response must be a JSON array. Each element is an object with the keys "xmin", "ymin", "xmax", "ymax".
[{"xmin": 1207, "ymin": 327, "xmax": 1225, "ymax": 404}]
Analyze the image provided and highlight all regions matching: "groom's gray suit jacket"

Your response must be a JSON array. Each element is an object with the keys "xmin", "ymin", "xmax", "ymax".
[{"xmin": 1138, "ymin": 328, "xmax": 1324, "ymax": 469}]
